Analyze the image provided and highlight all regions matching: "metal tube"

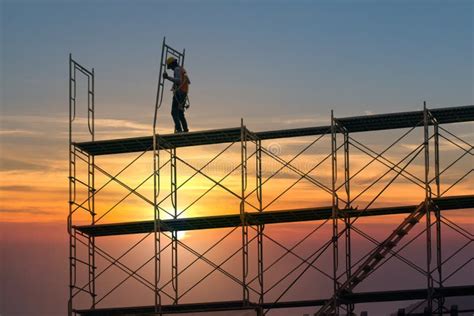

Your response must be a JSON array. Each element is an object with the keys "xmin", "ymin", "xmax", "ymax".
[
  {"xmin": 89, "ymin": 68, "xmax": 96, "ymax": 308},
  {"xmin": 171, "ymin": 147, "xmax": 178, "ymax": 304},
  {"xmin": 424, "ymin": 102, "xmax": 433, "ymax": 312},
  {"xmin": 68, "ymin": 53, "xmax": 74, "ymax": 316},
  {"xmin": 256, "ymin": 138, "xmax": 264, "ymax": 305},
  {"xmin": 331, "ymin": 110, "xmax": 339, "ymax": 312},
  {"xmin": 72, "ymin": 65, "xmax": 76, "ymax": 122},
  {"xmin": 154, "ymin": 37, "xmax": 166, "ymax": 126},
  {"xmin": 71, "ymin": 59, "xmax": 94, "ymax": 76},
  {"xmin": 343, "ymin": 131, "xmax": 354, "ymax": 314},
  {"xmin": 91, "ymin": 68, "xmax": 95, "ymax": 141},
  {"xmin": 164, "ymin": 44, "xmax": 183, "ymax": 57},
  {"xmin": 434, "ymin": 122, "xmax": 444, "ymax": 312},
  {"xmin": 241, "ymin": 118, "xmax": 249, "ymax": 303},
  {"xmin": 153, "ymin": 139, "xmax": 161, "ymax": 313}
]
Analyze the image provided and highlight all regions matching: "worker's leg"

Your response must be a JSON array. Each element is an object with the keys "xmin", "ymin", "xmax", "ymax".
[
  {"xmin": 171, "ymin": 96, "xmax": 182, "ymax": 132},
  {"xmin": 178, "ymin": 109, "xmax": 188, "ymax": 132},
  {"xmin": 176, "ymin": 92, "xmax": 189, "ymax": 132}
]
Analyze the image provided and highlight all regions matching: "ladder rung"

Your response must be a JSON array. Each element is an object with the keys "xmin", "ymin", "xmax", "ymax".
[
  {"xmin": 374, "ymin": 253, "xmax": 384, "ymax": 260},
  {"xmin": 397, "ymin": 230, "xmax": 408, "ymax": 236},
  {"xmin": 408, "ymin": 218, "xmax": 419, "ymax": 224},
  {"xmin": 351, "ymin": 277, "xmax": 361, "ymax": 286}
]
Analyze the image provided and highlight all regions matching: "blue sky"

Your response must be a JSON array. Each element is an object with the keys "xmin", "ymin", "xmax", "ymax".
[{"xmin": 2, "ymin": 0, "xmax": 473, "ymax": 131}]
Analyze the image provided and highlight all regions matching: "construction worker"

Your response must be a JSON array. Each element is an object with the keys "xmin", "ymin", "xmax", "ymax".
[{"xmin": 163, "ymin": 56, "xmax": 190, "ymax": 133}]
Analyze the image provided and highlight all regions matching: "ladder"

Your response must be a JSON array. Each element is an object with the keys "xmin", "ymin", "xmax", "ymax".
[
  {"xmin": 316, "ymin": 201, "xmax": 429, "ymax": 315},
  {"xmin": 152, "ymin": 37, "xmax": 186, "ymax": 311}
]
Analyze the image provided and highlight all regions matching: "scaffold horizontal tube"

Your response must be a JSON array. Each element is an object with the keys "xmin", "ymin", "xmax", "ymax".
[{"xmin": 74, "ymin": 195, "xmax": 474, "ymax": 237}]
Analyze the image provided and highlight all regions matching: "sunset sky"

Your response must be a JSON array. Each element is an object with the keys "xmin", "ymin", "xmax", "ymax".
[{"xmin": 1, "ymin": 1, "xmax": 473, "ymax": 315}]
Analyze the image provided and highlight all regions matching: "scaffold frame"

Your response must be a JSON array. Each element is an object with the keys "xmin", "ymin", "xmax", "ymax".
[{"xmin": 68, "ymin": 51, "xmax": 474, "ymax": 316}]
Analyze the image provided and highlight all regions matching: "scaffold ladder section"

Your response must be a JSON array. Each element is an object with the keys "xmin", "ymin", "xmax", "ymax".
[
  {"xmin": 152, "ymin": 37, "xmax": 186, "ymax": 313},
  {"xmin": 316, "ymin": 201, "xmax": 428, "ymax": 315},
  {"xmin": 68, "ymin": 55, "xmax": 96, "ymax": 316}
]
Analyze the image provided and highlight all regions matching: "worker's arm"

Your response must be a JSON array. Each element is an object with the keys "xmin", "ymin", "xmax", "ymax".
[{"xmin": 163, "ymin": 68, "xmax": 181, "ymax": 85}]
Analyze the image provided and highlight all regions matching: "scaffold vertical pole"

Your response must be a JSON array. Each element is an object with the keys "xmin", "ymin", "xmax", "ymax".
[
  {"xmin": 331, "ymin": 110, "xmax": 339, "ymax": 313},
  {"xmin": 69, "ymin": 227, "xmax": 78, "ymax": 315},
  {"xmin": 424, "ymin": 102, "xmax": 433, "ymax": 313},
  {"xmin": 171, "ymin": 147, "xmax": 179, "ymax": 304},
  {"xmin": 256, "ymin": 138, "xmax": 264, "ymax": 305},
  {"xmin": 343, "ymin": 130, "xmax": 354, "ymax": 314},
  {"xmin": 434, "ymin": 116, "xmax": 444, "ymax": 313},
  {"xmin": 153, "ymin": 133, "xmax": 161, "ymax": 314},
  {"xmin": 68, "ymin": 53, "xmax": 75, "ymax": 316},
  {"xmin": 87, "ymin": 67, "xmax": 96, "ymax": 308},
  {"xmin": 241, "ymin": 118, "xmax": 249, "ymax": 304}
]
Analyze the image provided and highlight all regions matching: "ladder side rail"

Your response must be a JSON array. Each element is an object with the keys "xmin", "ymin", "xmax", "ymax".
[{"xmin": 154, "ymin": 37, "xmax": 166, "ymax": 132}]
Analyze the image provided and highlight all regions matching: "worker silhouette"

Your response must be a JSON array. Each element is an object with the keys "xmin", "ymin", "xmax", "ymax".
[{"xmin": 163, "ymin": 57, "xmax": 190, "ymax": 133}]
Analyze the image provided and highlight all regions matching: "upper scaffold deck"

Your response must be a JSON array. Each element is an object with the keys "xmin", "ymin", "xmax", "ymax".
[
  {"xmin": 75, "ymin": 195, "xmax": 474, "ymax": 237},
  {"xmin": 75, "ymin": 105, "xmax": 474, "ymax": 156}
]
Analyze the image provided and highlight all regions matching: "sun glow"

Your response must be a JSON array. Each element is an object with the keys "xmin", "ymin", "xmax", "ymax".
[{"xmin": 176, "ymin": 230, "xmax": 187, "ymax": 240}]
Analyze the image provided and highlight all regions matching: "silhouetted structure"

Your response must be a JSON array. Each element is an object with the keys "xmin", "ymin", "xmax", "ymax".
[{"xmin": 68, "ymin": 44, "xmax": 474, "ymax": 316}]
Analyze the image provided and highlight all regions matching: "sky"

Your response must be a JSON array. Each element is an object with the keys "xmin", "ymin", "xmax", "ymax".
[{"xmin": 0, "ymin": 1, "xmax": 473, "ymax": 315}]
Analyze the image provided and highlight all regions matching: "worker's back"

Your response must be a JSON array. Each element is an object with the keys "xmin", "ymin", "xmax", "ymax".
[{"xmin": 173, "ymin": 66, "xmax": 190, "ymax": 93}]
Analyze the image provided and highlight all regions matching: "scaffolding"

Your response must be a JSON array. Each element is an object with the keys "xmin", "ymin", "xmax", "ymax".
[{"xmin": 68, "ymin": 44, "xmax": 474, "ymax": 316}]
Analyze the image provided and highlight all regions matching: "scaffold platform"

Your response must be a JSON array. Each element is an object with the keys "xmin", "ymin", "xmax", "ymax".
[
  {"xmin": 75, "ymin": 105, "xmax": 474, "ymax": 155},
  {"xmin": 75, "ymin": 195, "xmax": 474, "ymax": 237}
]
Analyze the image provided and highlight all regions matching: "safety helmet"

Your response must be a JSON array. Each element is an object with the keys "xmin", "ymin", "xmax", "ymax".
[{"xmin": 166, "ymin": 56, "xmax": 177, "ymax": 66}]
